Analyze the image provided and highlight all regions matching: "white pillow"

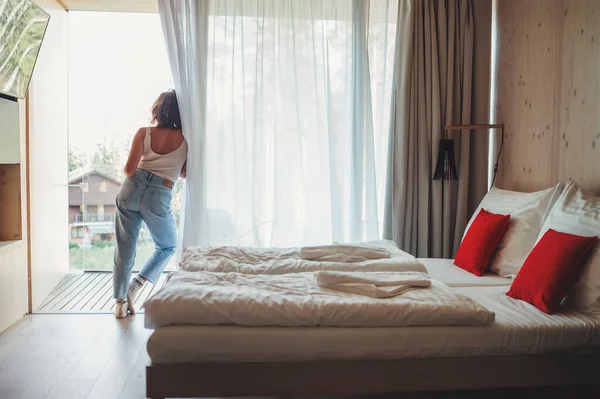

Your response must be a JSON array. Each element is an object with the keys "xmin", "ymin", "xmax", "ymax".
[
  {"xmin": 535, "ymin": 181, "xmax": 600, "ymax": 312},
  {"xmin": 463, "ymin": 183, "xmax": 564, "ymax": 278}
]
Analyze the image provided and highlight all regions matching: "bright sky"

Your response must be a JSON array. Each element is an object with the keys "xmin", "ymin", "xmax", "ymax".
[{"xmin": 68, "ymin": 12, "xmax": 173, "ymax": 162}]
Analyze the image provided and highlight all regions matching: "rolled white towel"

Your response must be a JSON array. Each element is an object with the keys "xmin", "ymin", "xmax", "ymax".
[
  {"xmin": 300, "ymin": 244, "xmax": 390, "ymax": 262},
  {"xmin": 315, "ymin": 271, "xmax": 431, "ymax": 298}
]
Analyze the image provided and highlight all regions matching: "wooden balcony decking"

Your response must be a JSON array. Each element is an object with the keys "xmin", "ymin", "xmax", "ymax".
[{"xmin": 36, "ymin": 272, "xmax": 168, "ymax": 313}]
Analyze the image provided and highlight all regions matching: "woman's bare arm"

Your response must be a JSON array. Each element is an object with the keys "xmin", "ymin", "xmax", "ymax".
[
  {"xmin": 180, "ymin": 160, "xmax": 187, "ymax": 179},
  {"xmin": 123, "ymin": 128, "xmax": 146, "ymax": 177}
]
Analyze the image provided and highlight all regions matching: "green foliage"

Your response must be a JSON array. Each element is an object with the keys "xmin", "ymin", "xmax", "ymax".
[
  {"xmin": 172, "ymin": 179, "xmax": 184, "ymax": 226},
  {"xmin": 69, "ymin": 242, "xmax": 158, "ymax": 271},
  {"xmin": 68, "ymin": 145, "xmax": 86, "ymax": 172},
  {"xmin": 69, "ymin": 242, "xmax": 80, "ymax": 249},
  {"xmin": 91, "ymin": 239, "xmax": 115, "ymax": 249},
  {"xmin": 92, "ymin": 139, "xmax": 123, "ymax": 180}
]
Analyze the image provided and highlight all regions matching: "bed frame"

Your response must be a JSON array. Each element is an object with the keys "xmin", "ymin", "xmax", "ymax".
[{"xmin": 146, "ymin": 351, "xmax": 600, "ymax": 398}]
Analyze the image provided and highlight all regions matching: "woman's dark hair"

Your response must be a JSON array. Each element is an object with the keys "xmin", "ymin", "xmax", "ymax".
[{"xmin": 151, "ymin": 90, "xmax": 182, "ymax": 128}]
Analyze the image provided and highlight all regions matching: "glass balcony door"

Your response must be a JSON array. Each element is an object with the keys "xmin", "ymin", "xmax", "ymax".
[{"xmin": 67, "ymin": 11, "xmax": 178, "ymax": 272}]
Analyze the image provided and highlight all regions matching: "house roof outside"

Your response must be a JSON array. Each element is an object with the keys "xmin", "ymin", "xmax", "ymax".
[
  {"xmin": 68, "ymin": 167, "xmax": 122, "ymax": 186},
  {"xmin": 69, "ymin": 168, "xmax": 123, "ymax": 207}
]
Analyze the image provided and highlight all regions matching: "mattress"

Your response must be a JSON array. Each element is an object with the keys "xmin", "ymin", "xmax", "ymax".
[
  {"xmin": 147, "ymin": 286, "xmax": 600, "ymax": 364},
  {"xmin": 419, "ymin": 258, "xmax": 512, "ymax": 287}
]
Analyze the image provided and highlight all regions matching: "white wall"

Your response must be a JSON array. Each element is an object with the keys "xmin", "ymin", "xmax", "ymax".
[
  {"xmin": 0, "ymin": 100, "xmax": 29, "ymax": 333},
  {"xmin": 0, "ymin": 98, "xmax": 21, "ymax": 164},
  {"xmin": 28, "ymin": 0, "xmax": 70, "ymax": 309}
]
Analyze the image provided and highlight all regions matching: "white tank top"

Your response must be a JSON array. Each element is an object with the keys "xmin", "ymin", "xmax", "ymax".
[{"xmin": 138, "ymin": 127, "xmax": 188, "ymax": 183}]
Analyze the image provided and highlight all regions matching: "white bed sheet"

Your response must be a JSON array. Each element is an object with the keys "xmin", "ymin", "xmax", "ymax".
[
  {"xmin": 147, "ymin": 286, "xmax": 600, "ymax": 364},
  {"xmin": 420, "ymin": 258, "xmax": 512, "ymax": 287}
]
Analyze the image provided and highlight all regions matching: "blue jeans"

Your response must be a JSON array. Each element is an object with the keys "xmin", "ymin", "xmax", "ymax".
[{"xmin": 113, "ymin": 169, "xmax": 177, "ymax": 299}]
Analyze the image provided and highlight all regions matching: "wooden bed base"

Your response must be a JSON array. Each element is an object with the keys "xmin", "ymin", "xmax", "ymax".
[{"xmin": 146, "ymin": 352, "xmax": 600, "ymax": 399}]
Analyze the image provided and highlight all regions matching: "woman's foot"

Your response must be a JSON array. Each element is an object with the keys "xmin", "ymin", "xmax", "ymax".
[
  {"xmin": 115, "ymin": 299, "xmax": 128, "ymax": 319},
  {"xmin": 127, "ymin": 275, "xmax": 147, "ymax": 315}
]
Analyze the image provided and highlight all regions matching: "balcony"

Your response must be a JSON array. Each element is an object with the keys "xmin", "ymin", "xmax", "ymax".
[{"xmin": 71, "ymin": 212, "xmax": 115, "ymax": 224}]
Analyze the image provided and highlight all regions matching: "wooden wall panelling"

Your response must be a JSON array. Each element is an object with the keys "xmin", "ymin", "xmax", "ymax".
[
  {"xmin": 494, "ymin": 0, "xmax": 600, "ymax": 193},
  {"xmin": 557, "ymin": 1, "xmax": 600, "ymax": 193},
  {"xmin": 0, "ymin": 164, "xmax": 22, "ymax": 241},
  {"xmin": 494, "ymin": 0, "xmax": 559, "ymax": 192}
]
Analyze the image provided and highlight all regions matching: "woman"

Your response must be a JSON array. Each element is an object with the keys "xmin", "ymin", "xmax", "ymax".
[{"xmin": 113, "ymin": 90, "xmax": 187, "ymax": 318}]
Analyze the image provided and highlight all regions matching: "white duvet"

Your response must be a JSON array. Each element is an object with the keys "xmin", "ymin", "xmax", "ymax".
[
  {"xmin": 144, "ymin": 271, "xmax": 495, "ymax": 329},
  {"xmin": 179, "ymin": 239, "xmax": 426, "ymax": 274}
]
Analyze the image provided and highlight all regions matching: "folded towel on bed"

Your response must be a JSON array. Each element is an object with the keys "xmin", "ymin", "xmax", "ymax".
[
  {"xmin": 300, "ymin": 244, "xmax": 390, "ymax": 263},
  {"xmin": 315, "ymin": 271, "xmax": 431, "ymax": 298}
]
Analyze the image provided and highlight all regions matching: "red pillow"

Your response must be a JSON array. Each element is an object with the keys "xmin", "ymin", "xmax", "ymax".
[
  {"xmin": 454, "ymin": 209, "xmax": 510, "ymax": 276},
  {"xmin": 506, "ymin": 229, "xmax": 598, "ymax": 314}
]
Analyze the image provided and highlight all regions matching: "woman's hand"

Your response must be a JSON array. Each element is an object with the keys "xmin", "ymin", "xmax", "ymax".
[{"xmin": 123, "ymin": 128, "xmax": 146, "ymax": 177}]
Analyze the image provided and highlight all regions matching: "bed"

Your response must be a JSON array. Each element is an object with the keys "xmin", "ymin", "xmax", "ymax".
[
  {"xmin": 144, "ymin": 256, "xmax": 600, "ymax": 398},
  {"xmin": 144, "ymin": 181, "xmax": 600, "ymax": 398}
]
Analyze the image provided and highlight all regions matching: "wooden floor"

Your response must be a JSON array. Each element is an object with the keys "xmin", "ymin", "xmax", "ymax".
[
  {"xmin": 0, "ymin": 314, "xmax": 151, "ymax": 399},
  {"xmin": 0, "ymin": 314, "xmax": 598, "ymax": 399},
  {"xmin": 36, "ymin": 273, "xmax": 168, "ymax": 313}
]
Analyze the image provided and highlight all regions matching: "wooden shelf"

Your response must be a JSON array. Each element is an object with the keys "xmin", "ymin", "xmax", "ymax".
[{"xmin": 0, "ymin": 164, "xmax": 22, "ymax": 241}]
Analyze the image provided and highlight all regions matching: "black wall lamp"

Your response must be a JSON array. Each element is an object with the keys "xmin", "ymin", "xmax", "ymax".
[{"xmin": 433, "ymin": 123, "xmax": 505, "ymax": 188}]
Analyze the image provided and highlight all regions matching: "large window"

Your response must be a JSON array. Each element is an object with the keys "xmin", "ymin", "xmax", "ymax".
[
  {"xmin": 66, "ymin": 3, "xmax": 399, "ymax": 264},
  {"xmin": 201, "ymin": 1, "xmax": 398, "ymax": 246},
  {"xmin": 67, "ymin": 12, "xmax": 181, "ymax": 271}
]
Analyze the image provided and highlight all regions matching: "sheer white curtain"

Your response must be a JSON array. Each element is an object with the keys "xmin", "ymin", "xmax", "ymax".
[
  {"xmin": 159, "ymin": 0, "xmax": 398, "ymax": 248},
  {"xmin": 159, "ymin": 0, "xmax": 210, "ymax": 250}
]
